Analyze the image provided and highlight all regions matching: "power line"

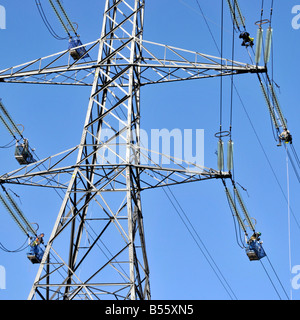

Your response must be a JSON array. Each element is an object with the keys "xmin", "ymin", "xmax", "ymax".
[
  {"xmin": 163, "ymin": 186, "xmax": 238, "ymax": 300},
  {"xmin": 0, "ymin": 237, "xmax": 28, "ymax": 253},
  {"xmin": 55, "ymin": 0, "xmax": 78, "ymax": 37},
  {"xmin": 219, "ymin": 0, "xmax": 224, "ymax": 134},
  {"xmin": 0, "ymin": 139, "xmax": 15, "ymax": 149},
  {"xmin": 229, "ymin": 0, "xmax": 236, "ymax": 138},
  {"xmin": 234, "ymin": 85, "xmax": 300, "ymax": 231},
  {"xmin": 252, "ymin": 1, "xmax": 300, "ymax": 183},
  {"xmin": 48, "ymin": 0, "xmax": 71, "ymax": 37},
  {"xmin": 188, "ymin": 0, "xmax": 292, "ymax": 300},
  {"xmin": 262, "ymin": 256, "xmax": 290, "ymax": 300},
  {"xmin": 194, "ymin": 0, "xmax": 221, "ymax": 55},
  {"xmin": 138, "ymin": 141, "xmax": 237, "ymax": 298},
  {"xmin": 137, "ymin": 116, "xmax": 237, "ymax": 298},
  {"xmin": 287, "ymin": 147, "xmax": 300, "ymax": 183},
  {"xmin": 259, "ymin": 259, "xmax": 282, "ymax": 300},
  {"xmin": 286, "ymin": 145, "xmax": 292, "ymax": 300},
  {"xmin": 35, "ymin": 0, "xmax": 68, "ymax": 40}
]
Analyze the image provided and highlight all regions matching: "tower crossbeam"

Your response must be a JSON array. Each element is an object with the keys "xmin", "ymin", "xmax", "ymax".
[{"xmin": 0, "ymin": 40, "xmax": 266, "ymax": 86}]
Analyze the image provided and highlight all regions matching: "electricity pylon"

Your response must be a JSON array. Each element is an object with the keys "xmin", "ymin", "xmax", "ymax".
[{"xmin": 0, "ymin": 0, "xmax": 265, "ymax": 300}]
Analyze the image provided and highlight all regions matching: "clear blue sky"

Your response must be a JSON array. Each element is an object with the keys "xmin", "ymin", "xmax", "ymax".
[{"xmin": 0, "ymin": 0, "xmax": 300, "ymax": 300}]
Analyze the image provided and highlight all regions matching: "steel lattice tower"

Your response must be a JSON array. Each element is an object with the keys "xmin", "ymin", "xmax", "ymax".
[{"xmin": 0, "ymin": 0, "xmax": 265, "ymax": 300}]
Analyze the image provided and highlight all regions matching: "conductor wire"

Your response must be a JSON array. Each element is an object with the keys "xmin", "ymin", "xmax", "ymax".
[
  {"xmin": 219, "ymin": 0, "xmax": 224, "ymax": 135},
  {"xmin": 286, "ymin": 144, "xmax": 292, "ymax": 300}
]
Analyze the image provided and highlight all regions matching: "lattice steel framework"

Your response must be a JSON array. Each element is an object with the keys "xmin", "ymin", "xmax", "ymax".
[{"xmin": 0, "ymin": 0, "xmax": 265, "ymax": 300}]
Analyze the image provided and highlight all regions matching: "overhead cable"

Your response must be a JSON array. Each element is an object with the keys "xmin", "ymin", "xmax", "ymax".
[
  {"xmin": 190, "ymin": 0, "xmax": 295, "ymax": 300},
  {"xmin": 0, "ymin": 100, "xmax": 23, "ymax": 138},
  {"xmin": 163, "ymin": 186, "xmax": 238, "ymax": 300},
  {"xmin": 35, "ymin": 0, "xmax": 68, "ymax": 40},
  {"xmin": 48, "ymin": 0, "xmax": 71, "ymax": 37},
  {"xmin": 55, "ymin": 0, "xmax": 78, "ymax": 36},
  {"xmin": 0, "ymin": 193, "xmax": 29, "ymax": 237}
]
